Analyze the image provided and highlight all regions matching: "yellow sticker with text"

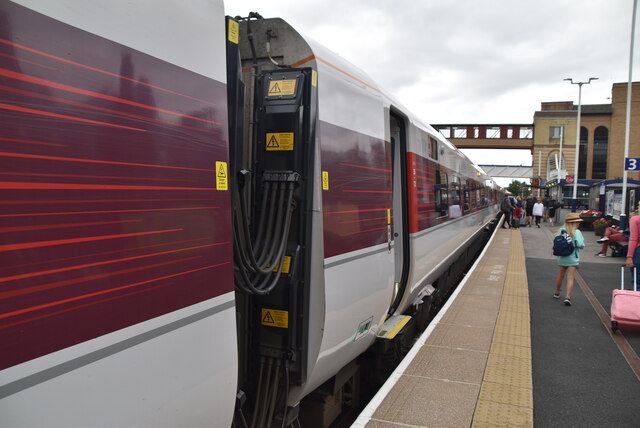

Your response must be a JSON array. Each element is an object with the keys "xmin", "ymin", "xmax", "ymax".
[
  {"xmin": 312, "ymin": 70, "xmax": 318, "ymax": 87},
  {"xmin": 261, "ymin": 308, "xmax": 289, "ymax": 328},
  {"xmin": 227, "ymin": 20, "xmax": 239, "ymax": 44},
  {"xmin": 322, "ymin": 171, "xmax": 329, "ymax": 190},
  {"xmin": 266, "ymin": 132, "xmax": 294, "ymax": 151},
  {"xmin": 216, "ymin": 161, "xmax": 228, "ymax": 190},
  {"xmin": 387, "ymin": 209, "xmax": 391, "ymax": 224},
  {"xmin": 268, "ymin": 79, "xmax": 297, "ymax": 96},
  {"xmin": 272, "ymin": 255, "xmax": 292, "ymax": 274}
]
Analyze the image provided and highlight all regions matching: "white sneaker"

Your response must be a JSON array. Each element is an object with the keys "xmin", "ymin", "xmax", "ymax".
[
  {"xmin": 595, "ymin": 252, "xmax": 606, "ymax": 258},
  {"xmin": 597, "ymin": 237, "xmax": 609, "ymax": 243}
]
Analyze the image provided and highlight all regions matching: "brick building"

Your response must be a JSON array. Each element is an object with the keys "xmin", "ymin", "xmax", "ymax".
[{"xmin": 533, "ymin": 82, "xmax": 640, "ymax": 211}]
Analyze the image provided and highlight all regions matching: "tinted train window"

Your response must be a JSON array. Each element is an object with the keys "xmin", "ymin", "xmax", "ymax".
[{"xmin": 435, "ymin": 170, "xmax": 448, "ymax": 217}]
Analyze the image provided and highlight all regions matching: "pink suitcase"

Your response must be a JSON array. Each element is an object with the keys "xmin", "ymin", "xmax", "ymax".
[{"xmin": 611, "ymin": 267, "xmax": 640, "ymax": 332}]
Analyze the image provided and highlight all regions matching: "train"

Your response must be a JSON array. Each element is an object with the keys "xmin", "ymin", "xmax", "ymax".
[{"xmin": 0, "ymin": 1, "xmax": 501, "ymax": 427}]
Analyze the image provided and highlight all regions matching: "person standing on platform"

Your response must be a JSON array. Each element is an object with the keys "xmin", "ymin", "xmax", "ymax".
[
  {"xmin": 548, "ymin": 199, "xmax": 558, "ymax": 226},
  {"xmin": 525, "ymin": 196, "xmax": 535, "ymax": 227},
  {"xmin": 500, "ymin": 193, "xmax": 516, "ymax": 229},
  {"xmin": 554, "ymin": 213, "xmax": 585, "ymax": 306},
  {"xmin": 625, "ymin": 203, "xmax": 640, "ymax": 284},
  {"xmin": 533, "ymin": 198, "xmax": 544, "ymax": 228}
]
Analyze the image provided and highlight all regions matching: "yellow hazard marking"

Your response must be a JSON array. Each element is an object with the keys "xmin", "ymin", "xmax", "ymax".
[
  {"xmin": 215, "ymin": 161, "xmax": 228, "ymax": 190},
  {"xmin": 312, "ymin": 70, "xmax": 318, "ymax": 87},
  {"xmin": 266, "ymin": 132, "xmax": 294, "ymax": 151},
  {"xmin": 261, "ymin": 308, "xmax": 289, "ymax": 328},
  {"xmin": 384, "ymin": 316, "xmax": 411, "ymax": 339},
  {"xmin": 268, "ymin": 79, "xmax": 297, "ymax": 96},
  {"xmin": 387, "ymin": 208, "xmax": 391, "ymax": 225},
  {"xmin": 272, "ymin": 255, "xmax": 292, "ymax": 274},
  {"xmin": 322, "ymin": 171, "xmax": 329, "ymax": 190},
  {"xmin": 227, "ymin": 19, "xmax": 239, "ymax": 44}
]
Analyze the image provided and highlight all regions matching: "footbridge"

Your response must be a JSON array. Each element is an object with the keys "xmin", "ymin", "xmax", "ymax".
[{"xmin": 433, "ymin": 124, "xmax": 534, "ymax": 150}]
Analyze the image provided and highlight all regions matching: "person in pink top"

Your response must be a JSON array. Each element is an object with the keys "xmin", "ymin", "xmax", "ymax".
[{"xmin": 626, "ymin": 203, "xmax": 640, "ymax": 284}]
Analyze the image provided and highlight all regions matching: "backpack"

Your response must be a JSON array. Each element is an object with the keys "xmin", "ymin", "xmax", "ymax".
[{"xmin": 552, "ymin": 231, "xmax": 575, "ymax": 256}]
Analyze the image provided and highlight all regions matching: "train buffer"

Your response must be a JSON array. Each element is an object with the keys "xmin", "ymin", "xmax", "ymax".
[{"xmin": 352, "ymin": 220, "xmax": 640, "ymax": 427}]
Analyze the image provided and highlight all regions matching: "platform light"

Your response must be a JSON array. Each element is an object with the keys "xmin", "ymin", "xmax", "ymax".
[{"xmin": 564, "ymin": 77, "xmax": 598, "ymax": 212}]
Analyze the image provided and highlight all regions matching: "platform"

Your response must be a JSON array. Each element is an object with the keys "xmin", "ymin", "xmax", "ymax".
[{"xmin": 353, "ymin": 218, "xmax": 640, "ymax": 427}]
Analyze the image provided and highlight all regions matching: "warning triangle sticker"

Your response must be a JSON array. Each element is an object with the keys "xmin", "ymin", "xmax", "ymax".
[
  {"xmin": 218, "ymin": 165, "xmax": 226, "ymax": 177},
  {"xmin": 267, "ymin": 135, "xmax": 280, "ymax": 148},
  {"xmin": 268, "ymin": 83, "xmax": 281, "ymax": 94},
  {"xmin": 262, "ymin": 311, "xmax": 275, "ymax": 324}
]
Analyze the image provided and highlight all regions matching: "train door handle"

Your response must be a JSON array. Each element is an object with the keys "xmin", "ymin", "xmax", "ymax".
[{"xmin": 387, "ymin": 225, "xmax": 392, "ymax": 252}]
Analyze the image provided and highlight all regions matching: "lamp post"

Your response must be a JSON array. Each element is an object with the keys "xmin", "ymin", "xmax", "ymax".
[{"xmin": 564, "ymin": 77, "xmax": 598, "ymax": 212}]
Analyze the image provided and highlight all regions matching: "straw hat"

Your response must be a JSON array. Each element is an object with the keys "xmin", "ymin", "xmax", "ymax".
[{"xmin": 564, "ymin": 213, "xmax": 583, "ymax": 223}]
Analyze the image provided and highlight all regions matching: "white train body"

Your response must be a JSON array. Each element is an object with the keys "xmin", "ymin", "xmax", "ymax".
[{"xmin": 0, "ymin": 2, "xmax": 498, "ymax": 427}]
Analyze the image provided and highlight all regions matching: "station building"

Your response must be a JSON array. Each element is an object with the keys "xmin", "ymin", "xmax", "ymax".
[{"xmin": 533, "ymin": 81, "xmax": 640, "ymax": 214}]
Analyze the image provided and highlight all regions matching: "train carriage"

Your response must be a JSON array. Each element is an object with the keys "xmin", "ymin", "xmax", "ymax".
[{"xmin": 0, "ymin": 2, "xmax": 500, "ymax": 427}]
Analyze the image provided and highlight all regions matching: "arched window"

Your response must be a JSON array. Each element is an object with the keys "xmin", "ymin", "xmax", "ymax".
[
  {"xmin": 578, "ymin": 126, "xmax": 588, "ymax": 179},
  {"xmin": 546, "ymin": 151, "xmax": 566, "ymax": 180},
  {"xmin": 592, "ymin": 126, "xmax": 608, "ymax": 179}
]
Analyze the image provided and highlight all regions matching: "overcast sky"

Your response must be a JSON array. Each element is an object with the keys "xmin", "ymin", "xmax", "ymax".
[{"xmin": 226, "ymin": 0, "xmax": 638, "ymax": 180}]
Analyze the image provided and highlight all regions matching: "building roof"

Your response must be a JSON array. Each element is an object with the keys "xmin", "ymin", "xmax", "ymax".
[{"xmin": 576, "ymin": 104, "xmax": 612, "ymax": 115}]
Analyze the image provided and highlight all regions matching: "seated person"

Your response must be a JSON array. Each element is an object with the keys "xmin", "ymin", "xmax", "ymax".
[{"xmin": 595, "ymin": 226, "xmax": 629, "ymax": 257}]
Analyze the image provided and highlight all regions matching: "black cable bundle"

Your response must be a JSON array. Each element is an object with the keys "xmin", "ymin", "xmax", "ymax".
[{"xmin": 233, "ymin": 173, "xmax": 298, "ymax": 295}]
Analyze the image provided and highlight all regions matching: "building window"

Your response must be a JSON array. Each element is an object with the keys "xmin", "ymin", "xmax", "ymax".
[
  {"xmin": 453, "ymin": 127, "xmax": 467, "ymax": 138},
  {"xmin": 578, "ymin": 127, "xmax": 588, "ymax": 179},
  {"xmin": 549, "ymin": 126, "xmax": 562, "ymax": 139},
  {"xmin": 486, "ymin": 127, "xmax": 500, "ymax": 138},
  {"xmin": 592, "ymin": 126, "xmax": 608, "ymax": 179},
  {"xmin": 519, "ymin": 127, "xmax": 533, "ymax": 138}
]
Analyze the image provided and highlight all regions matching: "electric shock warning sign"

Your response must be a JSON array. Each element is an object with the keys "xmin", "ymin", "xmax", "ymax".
[
  {"xmin": 266, "ymin": 132, "xmax": 294, "ymax": 151},
  {"xmin": 216, "ymin": 161, "xmax": 228, "ymax": 190},
  {"xmin": 268, "ymin": 79, "xmax": 297, "ymax": 96},
  {"xmin": 261, "ymin": 308, "xmax": 289, "ymax": 328}
]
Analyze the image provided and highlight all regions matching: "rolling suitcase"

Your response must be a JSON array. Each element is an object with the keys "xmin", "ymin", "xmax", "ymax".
[
  {"xmin": 519, "ymin": 211, "xmax": 528, "ymax": 226},
  {"xmin": 611, "ymin": 267, "xmax": 640, "ymax": 332}
]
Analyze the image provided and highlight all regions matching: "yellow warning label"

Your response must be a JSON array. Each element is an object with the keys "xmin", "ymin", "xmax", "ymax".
[
  {"xmin": 227, "ymin": 19, "xmax": 239, "ymax": 44},
  {"xmin": 266, "ymin": 132, "xmax": 294, "ymax": 151},
  {"xmin": 216, "ymin": 161, "xmax": 228, "ymax": 191},
  {"xmin": 261, "ymin": 308, "xmax": 289, "ymax": 328},
  {"xmin": 268, "ymin": 79, "xmax": 297, "ymax": 96},
  {"xmin": 312, "ymin": 70, "xmax": 318, "ymax": 87},
  {"xmin": 387, "ymin": 209, "xmax": 391, "ymax": 225},
  {"xmin": 322, "ymin": 171, "xmax": 329, "ymax": 190},
  {"xmin": 272, "ymin": 255, "xmax": 292, "ymax": 274}
]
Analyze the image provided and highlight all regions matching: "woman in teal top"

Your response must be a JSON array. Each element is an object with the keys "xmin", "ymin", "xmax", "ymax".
[{"xmin": 554, "ymin": 213, "xmax": 585, "ymax": 306}]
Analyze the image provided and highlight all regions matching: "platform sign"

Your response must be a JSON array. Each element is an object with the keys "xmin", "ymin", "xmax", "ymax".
[
  {"xmin": 625, "ymin": 157, "xmax": 640, "ymax": 171},
  {"xmin": 565, "ymin": 175, "xmax": 574, "ymax": 184}
]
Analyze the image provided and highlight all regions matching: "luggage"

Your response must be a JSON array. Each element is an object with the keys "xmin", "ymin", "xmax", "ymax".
[
  {"xmin": 519, "ymin": 211, "xmax": 528, "ymax": 226},
  {"xmin": 511, "ymin": 217, "xmax": 520, "ymax": 228},
  {"xmin": 611, "ymin": 267, "xmax": 640, "ymax": 332}
]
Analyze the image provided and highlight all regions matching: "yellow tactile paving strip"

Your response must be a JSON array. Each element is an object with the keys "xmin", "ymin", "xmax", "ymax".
[
  {"xmin": 364, "ymin": 228, "xmax": 533, "ymax": 428},
  {"xmin": 472, "ymin": 230, "xmax": 533, "ymax": 428}
]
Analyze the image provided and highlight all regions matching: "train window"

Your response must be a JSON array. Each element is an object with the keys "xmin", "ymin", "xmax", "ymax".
[
  {"xmin": 429, "ymin": 136, "xmax": 438, "ymax": 160},
  {"xmin": 435, "ymin": 170, "xmax": 448, "ymax": 217},
  {"xmin": 449, "ymin": 176, "xmax": 461, "ymax": 218},
  {"xmin": 465, "ymin": 180, "xmax": 472, "ymax": 210}
]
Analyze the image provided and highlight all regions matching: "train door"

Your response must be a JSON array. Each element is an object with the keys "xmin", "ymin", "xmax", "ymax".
[{"xmin": 388, "ymin": 112, "xmax": 410, "ymax": 314}]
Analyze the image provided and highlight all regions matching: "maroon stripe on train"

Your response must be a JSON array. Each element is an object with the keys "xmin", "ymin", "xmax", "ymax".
[
  {"xmin": 320, "ymin": 121, "xmax": 392, "ymax": 258},
  {"xmin": 0, "ymin": 3, "xmax": 232, "ymax": 370}
]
